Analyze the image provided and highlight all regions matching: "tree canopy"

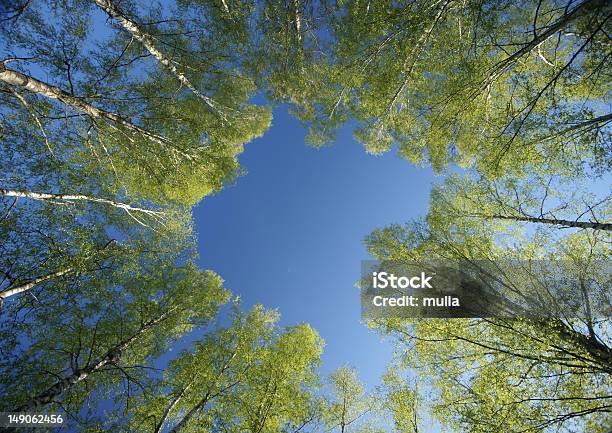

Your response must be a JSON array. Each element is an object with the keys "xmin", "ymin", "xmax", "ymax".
[
  {"xmin": 280, "ymin": 0, "xmax": 611, "ymax": 178},
  {"xmin": 1, "ymin": 0, "xmax": 610, "ymax": 432}
]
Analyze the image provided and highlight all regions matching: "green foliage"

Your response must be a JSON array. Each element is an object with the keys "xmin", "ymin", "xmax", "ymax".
[
  {"xmin": 325, "ymin": 366, "xmax": 379, "ymax": 432},
  {"xmin": 426, "ymin": 171, "xmax": 612, "ymax": 234},
  {"xmin": 1, "ymin": 0, "xmax": 272, "ymax": 207},
  {"xmin": 381, "ymin": 369, "xmax": 422, "ymax": 433},
  {"xmin": 1, "ymin": 1, "xmax": 610, "ymax": 432},
  {"xmin": 0, "ymin": 259, "xmax": 230, "ymax": 417},
  {"xmin": 275, "ymin": 0, "xmax": 611, "ymax": 177},
  {"xmin": 93, "ymin": 304, "xmax": 325, "ymax": 432},
  {"xmin": 366, "ymin": 197, "xmax": 611, "ymax": 432}
]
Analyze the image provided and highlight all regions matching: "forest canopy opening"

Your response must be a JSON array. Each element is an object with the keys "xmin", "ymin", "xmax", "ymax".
[{"xmin": 0, "ymin": 0, "xmax": 610, "ymax": 432}]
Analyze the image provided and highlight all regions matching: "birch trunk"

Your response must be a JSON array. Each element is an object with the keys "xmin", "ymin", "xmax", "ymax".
[
  {"xmin": 13, "ymin": 309, "xmax": 174, "ymax": 412},
  {"xmin": 167, "ymin": 390, "xmax": 213, "ymax": 433},
  {"xmin": 487, "ymin": 0, "xmax": 606, "ymax": 81},
  {"xmin": 0, "ymin": 268, "xmax": 72, "ymax": 301},
  {"xmin": 487, "ymin": 214, "xmax": 611, "ymax": 231},
  {"xmin": 167, "ymin": 351, "xmax": 237, "ymax": 433},
  {"xmin": 91, "ymin": 0, "xmax": 219, "ymax": 115},
  {"xmin": 0, "ymin": 189, "xmax": 165, "ymax": 226},
  {"xmin": 154, "ymin": 381, "xmax": 194, "ymax": 433},
  {"xmin": 292, "ymin": 0, "xmax": 302, "ymax": 42},
  {"xmin": 0, "ymin": 62, "xmax": 169, "ymax": 146}
]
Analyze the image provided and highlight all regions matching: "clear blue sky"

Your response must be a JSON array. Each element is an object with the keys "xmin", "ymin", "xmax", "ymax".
[{"xmin": 194, "ymin": 106, "xmax": 438, "ymax": 386}]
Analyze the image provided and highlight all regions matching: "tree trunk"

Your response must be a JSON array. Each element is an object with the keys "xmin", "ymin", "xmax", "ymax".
[
  {"xmin": 167, "ymin": 351, "xmax": 237, "ymax": 433},
  {"xmin": 167, "ymin": 390, "xmax": 212, "ymax": 433},
  {"xmin": 154, "ymin": 381, "xmax": 194, "ymax": 433},
  {"xmin": 487, "ymin": 0, "xmax": 606, "ymax": 80},
  {"xmin": 220, "ymin": 0, "xmax": 230, "ymax": 14},
  {"xmin": 0, "ymin": 189, "xmax": 165, "ymax": 226},
  {"xmin": 292, "ymin": 0, "xmax": 302, "ymax": 42},
  {"xmin": 13, "ymin": 309, "xmax": 174, "ymax": 412},
  {"xmin": 489, "ymin": 214, "xmax": 611, "ymax": 231},
  {"xmin": 0, "ymin": 268, "xmax": 72, "ymax": 301},
  {"xmin": 0, "ymin": 62, "xmax": 169, "ymax": 147},
  {"xmin": 548, "ymin": 320, "xmax": 612, "ymax": 373},
  {"xmin": 91, "ymin": 0, "xmax": 219, "ymax": 115}
]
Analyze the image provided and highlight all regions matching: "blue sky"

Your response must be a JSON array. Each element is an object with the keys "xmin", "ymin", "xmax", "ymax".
[{"xmin": 194, "ymin": 106, "xmax": 438, "ymax": 386}]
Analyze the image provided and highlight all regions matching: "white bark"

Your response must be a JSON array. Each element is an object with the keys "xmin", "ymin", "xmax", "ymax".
[
  {"xmin": 220, "ymin": 0, "xmax": 230, "ymax": 14},
  {"xmin": 0, "ymin": 62, "xmax": 170, "ymax": 147},
  {"xmin": 0, "ymin": 189, "xmax": 166, "ymax": 227},
  {"xmin": 293, "ymin": 0, "xmax": 302, "ymax": 42},
  {"xmin": 484, "ymin": 0, "xmax": 605, "ymax": 85},
  {"xmin": 0, "ymin": 268, "xmax": 72, "ymax": 301},
  {"xmin": 154, "ymin": 380, "xmax": 194, "ymax": 433},
  {"xmin": 14, "ymin": 308, "xmax": 176, "ymax": 411},
  {"xmin": 92, "ymin": 0, "xmax": 220, "ymax": 115}
]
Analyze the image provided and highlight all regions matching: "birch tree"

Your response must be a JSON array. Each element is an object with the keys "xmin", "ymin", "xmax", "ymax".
[
  {"xmin": 0, "ymin": 0, "xmax": 271, "ymax": 206},
  {"xmin": 0, "ymin": 261, "xmax": 230, "ymax": 427},
  {"xmin": 366, "ymin": 218, "xmax": 611, "ymax": 433},
  {"xmin": 115, "ymin": 305, "xmax": 325, "ymax": 433},
  {"xmin": 427, "ymin": 173, "xmax": 612, "ymax": 233},
  {"xmin": 247, "ymin": 0, "xmax": 330, "ymax": 104},
  {"xmin": 231, "ymin": 320, "xmax": 324, "ymax": 432},
  {"xmin": 281, "ymin": 0, "xmax": 611, "ymax": 178},
  {"xmin": 0, "ymin": 170, "xmax": 194, "ymax": 311},
  {"xmin": 324, "ymin": 366, "xmax": 380, "ymax": 433},
  {"xmin": 380, "ymin": 369, "xmax": 423, "ymax": 433}
]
